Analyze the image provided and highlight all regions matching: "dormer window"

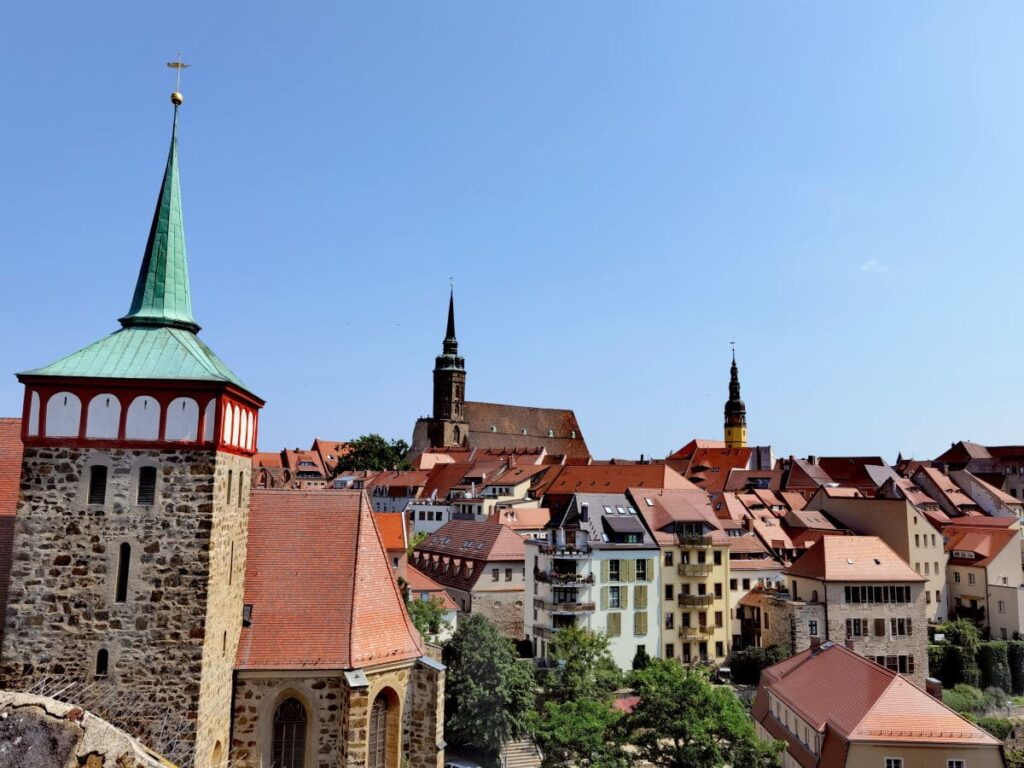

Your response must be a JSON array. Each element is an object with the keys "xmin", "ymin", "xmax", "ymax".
[{"xmin": 952, "ymin": 550, "xmax": 976, "ymax": 559}]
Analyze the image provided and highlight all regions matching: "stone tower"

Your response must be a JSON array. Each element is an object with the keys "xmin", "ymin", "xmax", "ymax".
[
  {"xmin": 427, "ymin": 290, "xmax": 468, "ymax": 448},
  {"xmin": 1, "ymin": 94, "xmax": 262, "ymax": 767},
  {"xmin": 724, "ymin": 348, "xmax": 748, "ymax": 449}
]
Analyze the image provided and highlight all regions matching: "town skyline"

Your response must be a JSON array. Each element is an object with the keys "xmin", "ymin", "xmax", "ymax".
[{"xmin": 3, "ymin": 3, "xmax": 1023, "ymax": 460}]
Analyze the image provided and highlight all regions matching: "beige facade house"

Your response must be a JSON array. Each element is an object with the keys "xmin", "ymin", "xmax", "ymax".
[
  {"xmin": 411, "ymin": 519, "xmax": 527, "ymax": 637},
  {"xmin": 945, "ymin": 523, "xmax": 1024, "ymax": 640},
  {"xmin": 807, "ymin": 496, "xmax": 948, "ymax": 623},
  {"xmin": 753, "ymin": 641, "xmax": 1005, "ymax": 768}
]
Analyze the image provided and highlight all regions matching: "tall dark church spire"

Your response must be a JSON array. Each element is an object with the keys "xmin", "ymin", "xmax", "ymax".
[
  {"xmin": 724, "ymin": 345, "xmax": 748, "ymax": 448},
  {"xmin": 429, "ymin": 288, "xmax": 468, "ymax": 447}
]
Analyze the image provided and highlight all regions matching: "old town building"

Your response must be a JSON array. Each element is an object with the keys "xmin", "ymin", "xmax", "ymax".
[{"xmin": 753, "ymin": 641, "xmax": 1005, "ymax": 768}]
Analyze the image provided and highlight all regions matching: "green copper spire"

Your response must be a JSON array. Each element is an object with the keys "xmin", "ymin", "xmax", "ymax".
[{"xmin": 119, "ymin": 104, "xmax": 199, "ymax": 333}]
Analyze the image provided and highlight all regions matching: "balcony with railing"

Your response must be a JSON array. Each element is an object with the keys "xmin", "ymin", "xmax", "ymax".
[
  {"xmin": 676, "ymin": 534, "xmax": 712, "ymax": 549},
  {"xmin": 678, "ymin": 625, "xmax": 715, "ymax": 640},
  {"xmin": 677, "ymin": 563, "xmax": 713, "ymax": 577},
  {"xmin": 533, "ymin": 599, "xmax": 596, "ymax": 614},
  {"xmin": 534, "ymin": 569, "xmax": 595, "ymax": 586},
  {"xmin": 678, "ymin": 594, "xmax": 715, "ymax": 608},
  {"xmin": 538, "ymin": 543, "xmax": 592, "ymax": 559}
]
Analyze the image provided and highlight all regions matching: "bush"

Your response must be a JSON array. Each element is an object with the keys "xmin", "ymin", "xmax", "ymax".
[
  {"xmin": 979, "ymin": 642, "xmax": 1012, "ymax": 693},
  {"xmin": 1008, "ymin": 641, "xmax": 1024, "ymax": 695},
  {"xmin": 729, "ymin": 645, "xmax": 789, "ymax": 686},
  {"xmin": 977, "ymin": 715, "xmax": 1014, "ymax": 740},
  {"xmin": 943, "ymin": 684, "xmax": 992, "ymax": 715},
  {"xmin": 928, "ymin": 645, "xmax": 946, "ymax": 680},
  {"xmin": 943, "ymin": 644, "xmax": 981, "ymax": 688}
]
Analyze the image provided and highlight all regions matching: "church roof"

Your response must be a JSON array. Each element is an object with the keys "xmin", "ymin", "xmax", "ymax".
[
  {"xmin": 463, "ymin": 401, "xmax": 589, "ymax": 458},
  {"xmin": 19, "ymin": 101, "xmax": 247, "ymax": 390},
  {"xmin": 237, "ymin": 490, "xmax": 423, "ymax": 671}
]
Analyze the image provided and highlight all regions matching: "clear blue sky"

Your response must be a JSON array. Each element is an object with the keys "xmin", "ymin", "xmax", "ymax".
[{"xmin": 2, "ymin": 2, "xmax": 1022, "ymax": 461}]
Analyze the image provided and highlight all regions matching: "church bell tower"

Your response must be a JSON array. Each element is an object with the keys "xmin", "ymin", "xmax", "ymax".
[
  {"xmin": 724, "ymin": 347, "xmax": 748, "ymax": 449},
  {"xmin": 1, "ymin": 88, "xmax": 262, "ymax": 767},
  {"xmin": 428, "ymin": 289, "xmax": 468, "ymax": 448}
]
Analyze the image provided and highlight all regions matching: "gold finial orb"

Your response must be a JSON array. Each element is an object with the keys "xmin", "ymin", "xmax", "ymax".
[{"xmin": 171, "ymin": 91, "xmax": 184, "ymax": 106}]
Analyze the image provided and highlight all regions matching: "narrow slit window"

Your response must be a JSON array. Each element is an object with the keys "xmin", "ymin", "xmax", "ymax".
[
  {"xmin": 227, "ymin": 469, "xmax": 233, "ymax": 504},
  {"xmin": 115, "ymin": 543, "xmax": 130, "ymax": 603},
  {"xmin": 137, "ymin": 466, "xmax": 157, "ymax": 505},
  {"xmin": 88, "ymin": 465, "xmax": 107, "ymax": 505},
  {"xmin": 95, "ymin": 648, "xmax": 109, "ymax": 677},
  {"xmin": 238, "ymin": 472, "xmax": 244, "ymax": 506},
  {"xmin": 229, "ymin": 541, "xmax": 235, "ymax": 585}
]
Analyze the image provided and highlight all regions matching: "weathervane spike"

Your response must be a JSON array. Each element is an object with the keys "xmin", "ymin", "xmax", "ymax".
[{"xmin": 166, "ymin": 52, "xmax": 191, "ymax": 106}]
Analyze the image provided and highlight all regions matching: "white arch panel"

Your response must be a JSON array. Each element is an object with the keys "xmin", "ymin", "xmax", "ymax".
[
  {"xmin": 246, "ymin": 411, "xmax": 255, "ymax": 450},
  {"xmin": 45, "ymin": 392, "xmax": 81, "ymax": 437},
  {"xmin": 203, "ymin": 399, "xmax": 216, "ymax": 442},
  {"xmin": 232, "ymin": 405, "xmax": 241, "ymax": 446},
  {"xmin": 125, "ymin": 396, "xmax": 161, "ymax": 440},
  {"xmin": 85, "ymin": 394, "xmax": 121, "ymax": 439},
  {"xmin": 27, "ymin": 391, "xmax": 40, "ymax": 436},
  {"xmin": 165, "ymin": 397, "xmax": 199, "ymax": 441},
  {"xmin": 222, "ymin": 403, "xmax": 233, "ymax": 444}
]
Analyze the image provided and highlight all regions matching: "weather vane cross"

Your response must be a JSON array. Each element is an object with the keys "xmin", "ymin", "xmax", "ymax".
[{"xmin": 166, "ymin": 53, "xmax": 191, "ymax": 105}]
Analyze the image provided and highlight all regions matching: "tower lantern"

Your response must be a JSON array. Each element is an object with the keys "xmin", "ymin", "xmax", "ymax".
[{"xmin": 724, "ymin": 345, "xmax": 748, "ymax": 449}]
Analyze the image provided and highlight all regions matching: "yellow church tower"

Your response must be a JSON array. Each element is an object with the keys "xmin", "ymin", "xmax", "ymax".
[{"xmin": 724, "ymin": 346, "xmax": 748, "ymax": 448}]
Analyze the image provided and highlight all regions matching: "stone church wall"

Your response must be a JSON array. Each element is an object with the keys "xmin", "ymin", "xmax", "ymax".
[{"xmin": 0, "ymin": 445, "xmax": 249, "ymax": 766}]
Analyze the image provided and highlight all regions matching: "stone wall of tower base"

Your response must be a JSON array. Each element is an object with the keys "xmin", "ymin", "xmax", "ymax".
[
  {"xmin": 232, "ymin": 660, "xmax": 444, "ymax": 768},
  {"xmin": 470, "ymin": 590, "xmax": 525, "ymax": 639},
  {"xmin": 0, "ymin": 445, "xmax": 250, "ymax": 767}
]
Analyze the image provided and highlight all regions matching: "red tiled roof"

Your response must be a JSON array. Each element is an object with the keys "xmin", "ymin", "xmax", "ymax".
[
  {"xmin": 421, "ymin": 462, "xmax": 473, "ymax": 500},
  {"xmin": 493, "ymin": 507, "xmax": 551, "ymax": 531},
  {"xmin": 462, "ymin": 401, "xmax": 590, "ymax": 459},
  {"xmin": 755, "ymin": 642, "xmax": 999, "ymax": 751},
  {"xmin": 237, "ymin": 490, "xmax": 422, "ymax": 670},
  {"xmin": 0, "ymin": 419, "xmax": 23, "ymax": 627},
  {"xmin": 784, "ymin": 536, "xmax": 925, "ymax": 583},
  {"xmin": 629, "ymin": 487, "xmax": 718, "ymax": 533},
  {"xmin": 538, "ymin": 464, "xmax": 696, "ymax": 498},
  {"xmin": 418, "ymin": 520, "xmax": 526, "ymax": 562},
  {"xmin": 373, "ymin": 511, "xmax": 408, "ymax": 552},
  {"xmin": 944, "ymin": 525, "xmax": 1019, "ymax": 568},
  {"xmin": 405, "ymin": 565, "xmax": 459, "ymax": 610}
]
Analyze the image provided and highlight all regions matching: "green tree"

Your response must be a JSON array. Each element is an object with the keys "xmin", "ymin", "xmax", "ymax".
[
  {"xmin": 530, "ymin": 628, "xmax": 626, "ymax": 768},
  {"xmin": 407, "ymin": 595, "xmax": 448, "ymax": 641},
  {"xmin": 623, "ymin": 660, "xmax": 783, "ymax": 768},
  {"xmin": 443, "ymin": 614, "xmax": 535, "ymax": 754},
  {"xmin": 632, "ymin": 645, "xmax": 651, "ymax": 671},
  {"xmin": 332, "ymin": 434, "xmax": 411, "ymax": 474},
  {"xmin": 938, "ymin": 619, "xmax": 981, "ymax": 687},
  {"xmin": 544, "ymin": 626, "xmax": 622, "ymax": 704},
  {"xmin": 408, "ymin": 530, "xmax": 429, "ymax": 556}
]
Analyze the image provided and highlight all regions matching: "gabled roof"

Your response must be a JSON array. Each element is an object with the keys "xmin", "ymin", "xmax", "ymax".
[
  {"xmin": 374, "ymin": 511, "xmax": 408, "ymax": 552},
  {"xmin": 629, "ymin": 487, "xmax": 719, "ymax": 534},
  {"xmin": 493, "ymin": 507, "xmax": 551, "ymax": 531},
  {"xmin": 462, "ymin": 401, "xmax": 590, "ymax": 459},
  {"xmin": 944, "ymin": 525, "xmax": 1019, "ymax": 568},
  {"xmin": 404, "ymin": 565, "xmax": 458, "ymax": 610},
  {"xmin": 237, "ymin": 490, "xmax": 422, "ymax": 670},
  {"xmin": 754, "ymin": 642, "xmax": 999, "ymax": 748},
  {"xmin": 418, "ymin": 520, "xmax": 526, "ymax": 562},
  {"xmin": 538, "ymin": 464, "xmax": 696, "ymax": 498},
  {"xmin": 785, "ymin": 536, "xmax": 925, "ymax": 583}
]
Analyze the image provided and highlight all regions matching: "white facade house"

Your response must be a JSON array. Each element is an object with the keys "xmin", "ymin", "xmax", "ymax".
[{"xmin": 526, "ymin": 494, "xmax": 660, "ymax": 670}]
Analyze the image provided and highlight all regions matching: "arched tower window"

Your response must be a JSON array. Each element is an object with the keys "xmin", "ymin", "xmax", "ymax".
[
  {"xmin": 369, "ymin": 695, "xmax": 388, "ymax": 768},
  {"xmin": 115, "ymin": 543, "xmax": 130, "ymax": 603},
  {"xmin": 95, "ymin": 648, "xmax": 109, "ymax": 677},
  {"xmin": 271, "ymin": 697, "xmax": 306, "ymax": 768},
  {"xmin": 45, "ymin": 391, "xmax": 82, "ymax": 437},
  {"xmin": 137, "ymin": 466, "xmax": 157, "ymax": 505},
  {"xmin": 88, "ymin": 465, "xmax": 108, "ymax": 505}
]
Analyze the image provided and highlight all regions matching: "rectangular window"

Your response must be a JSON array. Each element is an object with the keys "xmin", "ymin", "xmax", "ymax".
[
  {"xmin": 609, "ymin": 560, "xmax": 620, "ymax": 581},
  {"xmin": 715, "ymin": 611, "xmax": 723, "ymax": 628},
  {"xmin": 665, "ymin": 584, "xmax": 674, "ymax": 600},
  {"xmin": 742, "ymin": 578, "xmax": 751, "ymax": 590},
  {"xmin": 968, "ymin": 573, "xmax": 976, "ymax": 586},
  {"xmin": 730, "ymin": 578, "xmax": 738, "ymax": 590},
  {"xmin": 715, "ymin": 641, "xmax": 724, "ymax": 658},
  {"xmin": 665, "ymin": 643, "xmax": 674, "ymax": 659},
  {"xmin": 492, "ymin": 568, "xmax": 499, "ymax": 582},
  {"xmin": 885, "ymin": 759, "xmax": 903, "ymax": 768},
  {"xmin": 890, "ymin": 618, "xmax": 912, "ymax": 636},
  {"xmin": 954, "ymin": 572, "xmax": 961, "ymax": 583},
  {"xmin": 714, "ymin": 583, "xmax": 723, "ymax": 598},
  {"xmin": 636, "ymin": 559, "xmax": 648, "ymax": 581},
  {"xmin": 505, "ymin": 568, "xmax": 512, "ymax": 581},
  {"xmin": 137, "ymin": 466, "xmax": 157, "ymax": 506},
  {"xmin": 697, "ymin": 551, "xmax": 706, "ymax": 564},
  {"xmin": 809, "ymin": 620, "xmax": 818, "ymax": 636},
  {"xmin": 713, "ymin": 550, "xmax": 722, "ymax": 566},
  {"xmin": 665, "ymin": 612, "xmax": 674, "ymax": 629},
  {"xmin": 609, "ymin": 586, "xmax": 621, "ymax": 609},
  {"xmin": 947, "ymin": 761, "xmax": 965, "ymax": 768},
  {"xmin": 664, "ymin": 551, "xmax": 673, "ymax": 566},
  {"xmin": 88, "ymin": 465, "xmax": 108, "ymax": 505},
  {"xmin": 999, "ymin": 600, "xmax": 1006, "ymax": 613}
]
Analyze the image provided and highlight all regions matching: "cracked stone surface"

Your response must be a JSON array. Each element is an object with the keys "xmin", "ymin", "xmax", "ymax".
[{"xmin": 0, "ymin": 691, "xmax": 172, "ymax": 768}]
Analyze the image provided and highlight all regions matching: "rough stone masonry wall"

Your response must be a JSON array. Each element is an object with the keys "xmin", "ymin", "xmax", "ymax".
[
  {"xmin": 470, "ymin": 589, "xmax": 525, "ymax": 639},
  {"xmin": 0, "ymin": 446, "xmax": 248, "ymax": 767}
]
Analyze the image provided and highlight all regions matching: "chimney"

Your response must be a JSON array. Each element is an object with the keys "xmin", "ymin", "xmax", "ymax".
[
  {"xmin": 580, "ymin": 502, "xmax": 590, "ymax": 522},
  {"xmin": 810, "ymin": 636, "xmax": 822, "ymax": 651},
  {"xmin": 844, "ymin": 637, "xmax": 855, "ymax": 651},
  {"xmin": 925, "ymin": 677, "xmax": 943, "ymax": 700},
  {"xmin": 808, "ymin": 455, "xmax": 818, "ymax": 465}
]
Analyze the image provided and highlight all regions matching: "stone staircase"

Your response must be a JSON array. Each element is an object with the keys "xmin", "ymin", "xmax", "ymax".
[{"xmin": 501, "ymin": 738, "xmax": 542, "ymax": 768}]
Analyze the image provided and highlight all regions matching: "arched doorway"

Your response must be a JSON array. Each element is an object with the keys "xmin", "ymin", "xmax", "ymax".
[{"xmin": 272, "ymin": 697, "xmax": 306, "ymax": 768}]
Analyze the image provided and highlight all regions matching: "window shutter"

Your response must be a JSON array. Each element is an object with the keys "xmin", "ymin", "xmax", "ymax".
[
  {"xmin": 635, "ymin": 585, "xmax": 647, "ymax": 610},
  {"xmin": 908, "ymin": 656, "xmax": 915, "ymax": 673},
  {"xmin": 601, "ymin": 560, "xmax": 610, "ymax": 582},
  {"xmin": 621, "ymin": 587, "xmax": 629, "ymax": 610},
  {"xmin": 874, "ymin": 618, "xmax": 886, "ymax": 637},
  {"xmin": 846, "ymin": 619, "xmax": 852, "ymax": 638},
  {"xmin": 607, "ymin": 613, "xmax": 620, "ymax": 637},
  {"xmin": 635, "ymin": 611, "xmax": 648, "ymax": 636},
  {"xmin": 647, "ymin": 558, "xmax": 654, "ymax": 581},
  {"xmin": 600, "ymin": 587, "xmax": 609, "ymax": 611},
  {"xmin": 907, "ymin": 618, "xmax": 913, "ymax": 636},
  {"xmin": 624, "ymin": 560, "xmax": 635, "ymax": 582}
]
